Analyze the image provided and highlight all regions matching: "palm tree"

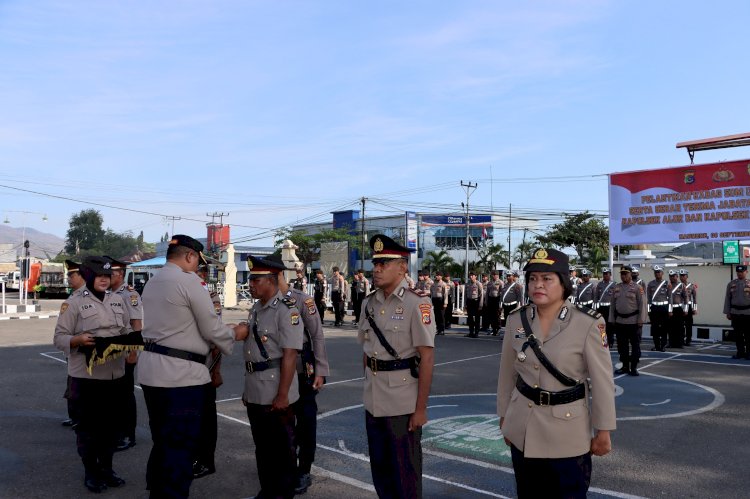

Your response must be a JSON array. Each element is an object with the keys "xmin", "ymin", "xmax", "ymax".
[
  {"xmin": 422, "ymin": 250, "xmax": 455, "ymax": 273},
  {"xmin": 585, "ymin": 245, "xmax": 608, "ymax": 276},
  {"xmin": 513, "ymin": 240, "xmax": 536, "ymax": 270},
  {"xmin": 476, "ymin": 243, "xmax": 509, "ymax": 273}
]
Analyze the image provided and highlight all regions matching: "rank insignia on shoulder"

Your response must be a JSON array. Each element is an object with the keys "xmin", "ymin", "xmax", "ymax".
[
  {"xmin": 291, "ymin": 312, "xmax": 300, "ymax": 325},
  {"xmin": 281, "ymin": 296, "xmax": 296, "ymax": 308},
  {"xmin": 60, "ymin": 303, "xmax": 69, "ymax": 314},
  {"xmin": 575, "ymin": 304, "xmax": 601, "ymax": 319},
  {"xmin": 366, "ymin": 289, "xmax": 377, "ymax": 297},
  {"xmin": 127, "ymin": 285, "xmax": 135, "ymax": 291},
  {"xmin": 408, "ymin": 287, "xmax": 427, "ymax": 297}
]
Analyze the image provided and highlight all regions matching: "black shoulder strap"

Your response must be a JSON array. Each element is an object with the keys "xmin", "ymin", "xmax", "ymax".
[
  {"xmin": 365, "ymin": 307, "xmax": 400, "ymax": 360},
  {"xmin": 251, "ymin": 311, "xmax": 270, "ymax": 360},
  {"xmin": 519, "ymin": 310, "xmax": 578, "ymax": 386}
]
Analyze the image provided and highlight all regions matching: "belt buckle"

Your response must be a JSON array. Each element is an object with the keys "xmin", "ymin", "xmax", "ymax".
[
  {"xmin": 539, "ymin": 390, "xmax": 551, "ymax": 406},
  {"xmin": 369, "ymin": 357, "xmax": 378, "ymax": 375}
]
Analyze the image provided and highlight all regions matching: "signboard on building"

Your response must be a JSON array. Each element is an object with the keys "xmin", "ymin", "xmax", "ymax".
[
  {"xmin": 723, "ymin": 240, "xmax": 740, "ymax": 264},
  {"xmin": 609, "ymin": 159, "xmax": 750, "ymax": 245},
  {"xmin": 421, "ymin": 215, "xmax": 492, "ymax": 227}
]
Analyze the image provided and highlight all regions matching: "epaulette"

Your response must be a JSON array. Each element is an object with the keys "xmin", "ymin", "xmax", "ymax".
[
  {"xmin": 280, "ymin": 296, "xmax": 296, "ymax": 308},
  {"xmin": 366, "ymin": 289, "xmax": 377, "ymax": 297},
  {"xmin": 408, "ymin": 287, "xmax": 429, "ymax": 298},
  {"xmin": 127, "ymin": 285, "xmax": 135, "ymax": 292},
  {"xmin": 509, "ymin": 304, "xmax": 529, "ymax": 316},
  {"xmin": 575, "ymin": 304, "xmax": 602, "ymax": 319}
]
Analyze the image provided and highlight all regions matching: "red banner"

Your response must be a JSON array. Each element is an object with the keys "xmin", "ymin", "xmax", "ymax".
[{"xmin": 609, "ymin": 159, "xmax": 750, "ymax": 244}]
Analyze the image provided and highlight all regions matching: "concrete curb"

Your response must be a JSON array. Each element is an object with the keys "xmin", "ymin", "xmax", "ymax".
[{"xmin": 0, "ymin": 313, "xmax": 60, "ymax": 320}]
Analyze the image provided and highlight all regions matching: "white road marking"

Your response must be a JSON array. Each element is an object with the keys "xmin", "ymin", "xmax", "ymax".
[
  {"xmin": 309, "ymin": 464, "xmax": 375, "ymax": 493},
  {"xmin": 422, "ymin": 414, "xmax": 499, "ymax": 443},
  {"xmin": 40, "ymin": 352, "xmax": 66, "ymax": 363},
  {"xmin": 426, "ymin": 404, "xmax": 458, "ymax": 409},
  {"xmin": 640, "ymin": 399, "xmax": 671, "ymax": 406}
]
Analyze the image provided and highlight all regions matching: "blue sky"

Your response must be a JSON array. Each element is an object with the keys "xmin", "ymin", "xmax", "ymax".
[{"xmin": 1, "ymin": 1, "xmax": 749, "ymax": 249}]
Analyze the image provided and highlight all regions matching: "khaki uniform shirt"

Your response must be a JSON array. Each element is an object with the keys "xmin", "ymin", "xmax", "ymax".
[
  {"xmin": 331, "ymin": 274, "xmax": 346, "ymax": 298},
  {"xmin": 430, "ymin": 279, "xmax": 448, "ymax": 307},
  {"xmin": 465, "ymin": 281, "xmax": 484, "ymax": 307},
  {"xmin": 501, "ymin": 281, "xmax": 524, "ymax": 306},
  {"xmin": 594, "ymin": 280, "xmax": 615, "ymax": 307},
  {"xmin": 486, "ymin": 279, "xmax": 502, "ymax": 298},
  {"xmin": 354, "ymin": 277, "xmax": 370, "ymax": 295},
  {"xmin": 609, "ymin": 282, "xmax": 647, "ymax": 324},
  {"xmin": 647, "ymin": 279, "xmax": 670, "ymax": 308},
  {"xmin": 244, "ymin": 290, "xmax": 304, "ymax": 405},
  {"xmin": 497, "ymin": 304, "xmax": 616, "ymax": 458},
  {"xmin": 114, "ymin": 283, "xmax": 143, "ymax": 331},
  {"xmin": 286, "ymin": 288, "xmax": 330, "ymax": 377},
  {"xmin": 137, "ymin": 262, "xmax": 236, "ymax": 388},
  {"xmin": 575, "ymin": 281, "xmax": 596, "ymax": 306},
  {"xmin": 54, "ymin": 289, "xmax": 131, "ymax": 380},
  {"xmin": 358, "ymin": 279, "xmax": 436, "ymax": 417},
  {"xmin": 669, "ymin": 281, "xmax": 686, "ymax": 312},
  {"xmin": 724, "ymin": 278, "xmax": 750, "ymax": 316},
  {"xmin": 684, "ymin": 282, "xmax": 698, "ymax": 312}
]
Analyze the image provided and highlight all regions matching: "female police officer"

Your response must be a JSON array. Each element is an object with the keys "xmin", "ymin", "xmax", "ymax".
[
  {"xmin": 497, "ymin": 248, "xmax": 616, "ymax": 498},
  {"xmin": 54, "ymin": 256, "xmax": 132, "ymax": 493}
]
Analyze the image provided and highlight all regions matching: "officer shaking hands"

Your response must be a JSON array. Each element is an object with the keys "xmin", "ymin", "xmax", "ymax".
[{"xmin": 358, "ymin": 234, "xmax": 435, "ymax": 499}]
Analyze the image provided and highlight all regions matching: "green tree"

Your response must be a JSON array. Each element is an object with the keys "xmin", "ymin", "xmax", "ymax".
[
  {"xmin": 476, "ymin": 243, "xmax": 509, "ymax": 273},
  {"xmin": 537, "ymin": 212, "xmax": 609, "ymax": 265},
  {"xmin": 421, "ymin": 250, "xmax": 455, "ymax": 273},
  {"xmin": 513, "ymin": 240, "xmax": 537, "ymax": 270},
  {"xmin": 274, "ymin": 227, "xmax": 360, "ymax": 267},
  {"xmin": 65, "ymin": 209, "xmax": 104, "ymax": 254}
]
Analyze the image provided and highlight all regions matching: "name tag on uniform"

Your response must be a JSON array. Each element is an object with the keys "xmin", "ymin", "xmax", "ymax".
[
  {"xmin": 391, "ymin": 315, "xmax": 404, "ymax": 320},
  {"xmin": 111, "ymin": 302, "xmax": 122, "ymax": 308},
  {"xmin": 81, "ymin": 304, "xmax": 94, "ymax": 311}
]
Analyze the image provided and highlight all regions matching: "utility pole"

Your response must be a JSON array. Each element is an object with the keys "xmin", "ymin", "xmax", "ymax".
[
  {"xmin": 360, "ymin": 197, "xmax": 366, "ymax": 270},
  {"xmin": 164, "ymin": 216, "xmax": 182, "ymax": 237},
  {"xmin": 460, "ymin": 181, "xmax": 478, "ymax": 282},
  {"xmin": 508, "ymin": 204, "xmax": 512, "ymax": 271}
]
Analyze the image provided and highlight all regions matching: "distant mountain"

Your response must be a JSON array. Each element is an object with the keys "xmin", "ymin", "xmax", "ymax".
[{"xmin": 0, "ymin": 225, "xmax": 65, "ymax": 259}]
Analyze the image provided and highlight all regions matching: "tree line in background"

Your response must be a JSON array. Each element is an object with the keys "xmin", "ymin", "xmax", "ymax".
[
  {"xmin": 50, "ymin": 210, "xmax": 614, "ymax": 275},
  {"xmin": 52, "ymin": 209, "xmax": 155, "ymax": 262}
]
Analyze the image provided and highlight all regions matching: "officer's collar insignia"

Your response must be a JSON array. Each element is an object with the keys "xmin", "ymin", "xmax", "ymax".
[
  {"xmin": 559, "ymin": 306, "xmax": 569, "ymax": 320},
  {"xmin": 83, "ymin": 290, "xmax": 90, "ymax": 296},
  {"xmin": 272, "ymin": 297, "xmax": 278, "ymax": 306},
  {"xmin": 286, "ymin": 290, "xmax": 293, "ymax": 297},
  {"xmin": 397, "ymin": 287, "xmax": 405, "ymax": 298},
  {"xmin": 374, "ymin": 238, "xmax": 384, "ymax": 252},
  {"xmin": 530, "ymin": 306, "xmax": 536, "ymax": 320}
]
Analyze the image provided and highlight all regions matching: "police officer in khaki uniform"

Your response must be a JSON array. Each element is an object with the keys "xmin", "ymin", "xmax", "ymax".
[
  {"xmin": 358, "ymin": 234, "xmax": 435, "ymax": 499},
  {"xmin": 485, "ymin": 270, "xmax": 503, "ymax": 335},
  {"xmin": 594, "ymin": 268, "xmax": 616, "ymax": 348},
  {"xmin": 500, "ymin": 271, "xmax": 524, "ymax": 331},
  {"xmin": 193, "ymin": 258, "xmax": 225, "ymax": 479},
  {"xmin": 266, "ymin": 256, "xmax": 330, "ymax": 495},
  {"xmin": 610, "ymin": 266, "xmax": 648, "ymax": 374},
  {"xmin": 574, "ymin": 269, "xmax": 595, "ymax": 309},
  {"xmin": 352, "ymin": 269, "xmax": 370, "ymax": 326},
  {"xmin": 61, "ymin": 259, "xmax": 86, "ymax": 428},
  {"xmin": 53, "ymin": 256, "xmax": 133, "ymax": 493},
  {"xmin": 313, "ymin": 269, "xmax": 327, "ymax": 319},
  {"xmin": 464, "ymin": 271, "xmax": 484, "ymax": 338},
  {"xmin": 430, "ymin": 270, "xmax": 448, "ymax": 335},
  {"xmin": 724, "ymin": 264, "xmax": 750, "ymax": 360},
  {"xmin": 103, "ymin": 256, "xmax": 143, "ymax": 452},
  {"xmin": 668, "ymin": 269, "xmax": 686, "ymax": 349},
  {"xmin": 443, "ymin": 274, "xmax": 454, "ymax": 329},
  {"xmin": 330, "ymin": 266, "xmax": 346, "ymax": 326},
  {"xmin": 680, "ymin": 269, "xmax": 698, "ymax": 346},
  {"xmin": 647, "ymin": 265, "xmax": 670, "ymax": 351},
  {"xmin": 244, "ymin": 255, "xmax": 305, "ymax": 499},
  {"xmin": 497, "ymin": 248, "xmax": 615, "ymax": 498},
  {"xmin": 137, "ymin": 235, "xmax": 249, "ymax": 498}
]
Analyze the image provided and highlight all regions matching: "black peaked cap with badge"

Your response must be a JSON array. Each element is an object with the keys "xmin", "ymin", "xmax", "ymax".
[
  {"xmin": 65, "ymin": 259, "xmax": 81, "ymax": 272},
  {"xmin": 81, "ymin": 256, "xmax": 113, "ymax": 276},
  {"xmin": 247, "ymin": 255, "xmax": 286, "ymax": 279},
  {"xmin": 370, "ymin": 234, "xmax": 413, "ymax": 260},
  {"xmin": 523, "ymin": 248, "xmax": 569, "ymax": 274},
  {"xmin": 103, "ymin": 255, "xmax": 129, "ymax": 270},
  {"xmin": 169, "ymin": 234, "xmax": 204, "ymax": 253}
]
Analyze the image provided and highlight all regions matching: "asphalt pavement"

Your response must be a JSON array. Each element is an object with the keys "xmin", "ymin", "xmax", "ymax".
[{"xmin": 1, "ymin": 300, "xmax": 748, "ymax": 498}]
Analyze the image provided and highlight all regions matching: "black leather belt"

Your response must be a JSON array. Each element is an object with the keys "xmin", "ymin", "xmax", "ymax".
[
  {"xmin": 516, "ymin": 377, "xmax": 585, "ymax": 406},
  {"xmin": 246, "ymin": 358, "xmax": 281, "ymax": 373},
  {"xmin": 143, "ymin": 342, "xmax": 206, "ymax": 364},
  {"xmin": 733, "ymin": 304, "xmax": 750, "ymax": 310},
  {"xmin": 615, "ymin": 309, "xmax": 638, "ymax": 318},
  {"xmin": 366, "ymin": 355, "xmax": 417, "ymax": 374}
]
